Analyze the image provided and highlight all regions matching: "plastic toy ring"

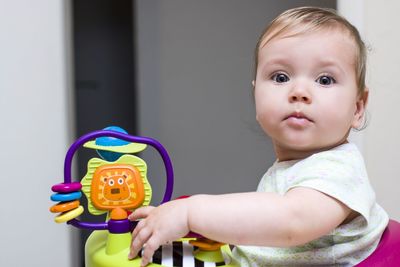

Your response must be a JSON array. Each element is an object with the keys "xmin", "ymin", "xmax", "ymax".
[
  {"xmin": 52, "ymin": 182, "xmax": 82, "ymax": 193},
  {"xmin": 51, "ymin": 191, "xmax": 82, "ymax": 202},
  {"xmin": 50, "ymin": 200, "xmax": 80, "ymax": 213},
  {"xmin": 55, "ymin": 206, "xmax": 84, "ymax": 223}
]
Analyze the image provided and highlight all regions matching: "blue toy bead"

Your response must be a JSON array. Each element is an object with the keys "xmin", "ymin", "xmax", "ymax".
[
  {"xmin": 95, "ymin": 126, "xmax": 129, "ymax": 147},
  {"xmin": 95, "ymin": 126, "xmax": 130, "ymax": 161},
  {"xmin": 50, "ymin": 191, "xmax": 82, "ymax": 202}
]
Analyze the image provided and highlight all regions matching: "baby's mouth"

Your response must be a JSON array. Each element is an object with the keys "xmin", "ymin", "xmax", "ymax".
[{"xmin": 284, "ymin": 111, "xmax": 314, "ymax": 125}]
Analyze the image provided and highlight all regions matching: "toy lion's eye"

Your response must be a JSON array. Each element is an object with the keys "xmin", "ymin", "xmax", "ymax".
[
  {"xmin": 118, "ymin": 178, "xmax": 124, "ymax": 185},
  {"xmin": 109, "ymin": 179, "xmax": 114, "ymax": 186}
]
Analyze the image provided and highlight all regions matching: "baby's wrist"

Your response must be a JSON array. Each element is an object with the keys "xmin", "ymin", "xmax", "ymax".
[{"xmin": 185, "ymin": 194, "xmax": 208, "ymax": 233}]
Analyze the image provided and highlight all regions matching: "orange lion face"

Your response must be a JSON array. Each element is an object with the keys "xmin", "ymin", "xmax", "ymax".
[
  {"xmin": 91, "ymin": 164, "xmax": 145, "ymax": 210},
  {"xmin": 103, "ymin": 174, "xmax": 130, "ymax": 201}
]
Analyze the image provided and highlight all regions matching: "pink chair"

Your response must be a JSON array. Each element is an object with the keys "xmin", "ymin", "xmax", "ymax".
[{"xmin": 356, "ymin": 219, "xmax": 400, "ymax": 266}]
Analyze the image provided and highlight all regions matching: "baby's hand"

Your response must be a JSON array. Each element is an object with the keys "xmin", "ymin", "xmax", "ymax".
[{"xmin": 128, "ymin": 200, "xmax": 190, "ymax": 266}]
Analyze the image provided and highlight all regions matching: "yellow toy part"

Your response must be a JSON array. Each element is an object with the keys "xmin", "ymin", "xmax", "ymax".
[{"xmin": 54, "ymin": 205, "xmax": 84, "ymax": 223}]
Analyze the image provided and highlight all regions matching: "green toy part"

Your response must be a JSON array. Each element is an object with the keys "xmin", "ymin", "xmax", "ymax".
[{"xmin": 84, "ymin": 140, "xmax": 147, "ymax": 154}]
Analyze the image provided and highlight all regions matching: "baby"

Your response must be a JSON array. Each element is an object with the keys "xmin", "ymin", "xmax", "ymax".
[{"xmin": 128, "ymin": 7, "xmax": 388, "ymax": 266}]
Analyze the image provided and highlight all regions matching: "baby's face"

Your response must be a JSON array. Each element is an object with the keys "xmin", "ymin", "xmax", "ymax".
[{"xmin": 254, "ymin": 29, "xmax": 364, "ymax": 159}]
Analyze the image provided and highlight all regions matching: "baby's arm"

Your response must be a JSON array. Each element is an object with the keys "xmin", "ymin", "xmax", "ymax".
[{"xmin": 129, "ymin": 187, "xmax": 351, "ymax": 266}]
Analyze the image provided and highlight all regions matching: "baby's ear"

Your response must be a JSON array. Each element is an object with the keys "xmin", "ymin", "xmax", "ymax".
[
  {"xmin": 251, "ymin": 80, "xmax": 255, "ymax": 87},
  {"xmin": 352, "ymin": 88, "xmax": 369, "ymax": 129},
  {"xmin": 361, "ymin": 87, "xmax": 369, "ymax": 107}
]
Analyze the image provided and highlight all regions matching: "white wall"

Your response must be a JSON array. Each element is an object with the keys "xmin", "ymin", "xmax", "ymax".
[
  {"xmin": 339, "ymin": 0, "xmax": 400, "ymax": 220},
  {"xmin": 363, "ymin": 0, "xmax": 400, "ymax": 221},
  {"xmin": 0, "ymin": 1, "xmax": 73, "ymax": 266}
]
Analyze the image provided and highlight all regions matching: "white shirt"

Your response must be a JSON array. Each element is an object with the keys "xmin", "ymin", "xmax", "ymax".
[{"xmin": 232, "ymin": 143, "xmax": 388, "ymax": 266}]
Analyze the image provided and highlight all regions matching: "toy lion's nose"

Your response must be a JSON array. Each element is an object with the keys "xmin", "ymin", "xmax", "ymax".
[{"xmin": 111, "ymin": 188, "xmax": 120, "ymax": 194}]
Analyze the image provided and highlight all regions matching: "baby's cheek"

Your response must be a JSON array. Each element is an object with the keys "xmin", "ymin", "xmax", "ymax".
[
  {"xmin": 318, "ymin": 117, "xmax": 349, "ymax": 143},
  {"xmin": 256, "ymin": 112, "xmax": 278, "ymax": 133}
]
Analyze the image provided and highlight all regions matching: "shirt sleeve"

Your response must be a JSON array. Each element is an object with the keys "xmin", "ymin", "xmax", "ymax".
[{"xmin": 285, "ymin": 148, "xmax": 376, "ymax": 224}]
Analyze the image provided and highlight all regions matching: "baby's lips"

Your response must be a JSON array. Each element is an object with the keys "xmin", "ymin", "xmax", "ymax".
[{"xmin": 284, "ymin": 111, "xmax": 313, "ymax": 122}]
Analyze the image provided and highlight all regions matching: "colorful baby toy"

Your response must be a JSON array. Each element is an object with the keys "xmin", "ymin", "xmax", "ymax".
[{"xmin": 50, "ymin": 126, "xmax": 235, "ymax": 267}]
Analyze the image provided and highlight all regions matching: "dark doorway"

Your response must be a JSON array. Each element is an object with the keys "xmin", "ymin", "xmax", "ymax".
[{"xmin": 72, "ymin": 0, "xmax": 136, "ymax": 265}]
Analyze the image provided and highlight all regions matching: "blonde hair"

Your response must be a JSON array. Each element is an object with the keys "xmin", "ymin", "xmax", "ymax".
[{"xmin": 254, "ymin": 6, "xmax": 367, "ymax": 94}]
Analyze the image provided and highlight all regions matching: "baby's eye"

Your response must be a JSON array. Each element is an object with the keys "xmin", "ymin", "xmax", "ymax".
[
  {"xmin": 271, "ymin": 73, "xmax": 289, "ymax": 83},
  {"xmin": 316, "ymin": 75, "xmax": 335, "ymax": 86}
]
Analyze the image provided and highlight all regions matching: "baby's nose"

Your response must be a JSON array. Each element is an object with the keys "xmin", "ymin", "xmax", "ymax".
[
  {"xmin": 288, "ymin": 84, "xmax": 312, "ymax": 104},
  {"xmin": 290, "ymin": 94, "xmax": 311, "ymax": 104}
]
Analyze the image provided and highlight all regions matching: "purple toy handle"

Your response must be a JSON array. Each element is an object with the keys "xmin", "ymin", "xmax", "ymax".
[{"xmin": 63, "ymin": 130, "xmax": 174, "ymax": 231}]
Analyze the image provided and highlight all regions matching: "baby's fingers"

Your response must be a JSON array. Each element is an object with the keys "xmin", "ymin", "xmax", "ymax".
[
  {"xmin": 141, "ymin": 237, "xmax": 162, "ymax": 267},
  {"xmin": 128, "ymin": 206, "xmax": 155, "ymax": 221},
  {"xmin": 129, "ymin": 224, "xmax": 151, "ymax": 260}
]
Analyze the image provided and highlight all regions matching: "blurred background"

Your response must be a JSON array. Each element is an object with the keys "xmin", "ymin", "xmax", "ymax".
[{"xmin": 1, "ymin": 0, "xmax": 399, "ymax": 266}]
